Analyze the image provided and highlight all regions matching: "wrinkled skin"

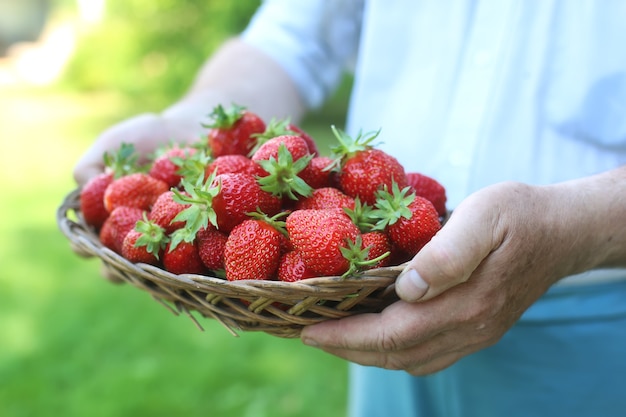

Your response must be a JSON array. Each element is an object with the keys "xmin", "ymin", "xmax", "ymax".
[{"xmin": 300, "ymin": 177, "xmax": 626, "ymax": 375}]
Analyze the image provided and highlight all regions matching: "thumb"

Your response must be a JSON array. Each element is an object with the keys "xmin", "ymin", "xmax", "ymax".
[{"xmin": 395, "ymin": 206, "xmax": 497, "ymax": 302}]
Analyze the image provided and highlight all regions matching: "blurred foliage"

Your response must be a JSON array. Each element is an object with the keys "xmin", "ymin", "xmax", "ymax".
[
  {"xmin": 60, "ymin": 0, "xmax": 260, "ymax": 110},
  {"xmin": 57, "ymin": 0, "xmax": 352, "ymax": 146}
]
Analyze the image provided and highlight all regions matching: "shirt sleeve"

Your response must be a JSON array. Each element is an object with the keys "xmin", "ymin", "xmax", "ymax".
[{"xmin": 241, "ymin": 0, "xmax": 364, "ymax": 109}]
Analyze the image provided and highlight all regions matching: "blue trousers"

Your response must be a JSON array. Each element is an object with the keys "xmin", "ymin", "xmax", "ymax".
[{"xmin": 349, "ymin": 280, "xmax": 626, "ymax": 417}]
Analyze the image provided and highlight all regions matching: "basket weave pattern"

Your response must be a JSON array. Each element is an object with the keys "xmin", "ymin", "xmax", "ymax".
[{"xmin": 57, "ymin": 189, "xmax": 403, "ymax": 338}]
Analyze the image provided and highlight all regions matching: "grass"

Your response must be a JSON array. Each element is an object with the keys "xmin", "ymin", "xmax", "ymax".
[{"xmin": 0, "ymin": 84, "xmax": 351, "ymax": 417}]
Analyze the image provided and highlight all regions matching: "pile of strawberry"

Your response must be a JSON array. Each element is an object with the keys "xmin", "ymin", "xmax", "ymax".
[{"xmin": 79, "ymin": 104, "xmax": 447, "ymax": 282}]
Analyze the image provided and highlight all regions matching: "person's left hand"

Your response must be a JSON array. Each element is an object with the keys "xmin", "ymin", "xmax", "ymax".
[{"xmin": 300, "ymin": 181, "xmax": 591, "ymax": 375}]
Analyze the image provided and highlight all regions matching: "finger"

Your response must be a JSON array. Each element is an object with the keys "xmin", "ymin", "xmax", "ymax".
[
  {"xmin": 301, "ymin": 300, "xmax": 450, "ymax": 352},
  {"xmin": 405, "ymin": 350, "xmax": 465, "ymax": 376},
  {"xmin": 309, "ymin": 329, "xmax": 479, "ymax": 373},
  {"xmin": 395, "ymin": 198, "xmax": 500, "ymax": 302},
  {"xmin": 73, "ymin": 113, "xmax": 169, "ymax": 186}
]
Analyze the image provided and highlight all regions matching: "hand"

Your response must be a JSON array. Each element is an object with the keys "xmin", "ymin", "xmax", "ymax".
[
  {"xmin": 73, "ymin": 110, "xmax": 207, "ymax": 186},
  {"xmin": 300, "ymin": 181, "xmax": 593, "ymax": 375}
]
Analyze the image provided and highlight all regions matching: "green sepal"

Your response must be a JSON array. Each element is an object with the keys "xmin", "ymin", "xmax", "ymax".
[
  {"xmin": 256, "ymin": 143, "xmax": 314, "ymax": 200},
  {"xmin": 370, "ymin": 181, "xmax": 416, "ymax": 231},
  {"xmin": 169, "ymin": 171, "xmax": 221, "ymax": 250},
  {"xmin": 339, "ymin": 235, "xmax": 391, "ymax": 279},
  {"xmin": 103, "ymin": 142, "xmax": 143, "ymax": 178},
  {"xmin": 343, "ymin": 197, "xmax": 377, "ymax": 233},
  {"xmin": 202, "ymin": 103, "xmax": 246, "ymax": 129},
  {"xmin": 133, "ymin": 213, "xmax": 170, "ymax": 260},
  {"xmin": 248, "ymin": 117, "xmax": 297, "ymax": 157}
]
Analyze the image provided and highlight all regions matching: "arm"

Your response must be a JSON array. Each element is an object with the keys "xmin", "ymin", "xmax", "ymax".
[
  {"xmin": 73, "ymin": 38, "xmax": 305, "ymax": 185},
  {"xmin": 301, "ymin": 165, "xmax": 626, "ymax": 374}
]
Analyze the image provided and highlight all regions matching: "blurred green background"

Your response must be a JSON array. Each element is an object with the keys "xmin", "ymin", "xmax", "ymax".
[{"xmin": 0, "ymin": 1, "xmax": 352, "ymax": 416}]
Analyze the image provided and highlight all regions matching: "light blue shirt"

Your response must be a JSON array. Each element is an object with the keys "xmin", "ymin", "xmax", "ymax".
[{"xmin": 243, "ymin": 0, "xmax": 626, "ymax": 284}]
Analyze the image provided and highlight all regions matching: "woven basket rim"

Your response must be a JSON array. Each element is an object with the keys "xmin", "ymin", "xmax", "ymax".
[{"xmin": 57, "ymin": 187, "xmax": 404, "ymax": 338}]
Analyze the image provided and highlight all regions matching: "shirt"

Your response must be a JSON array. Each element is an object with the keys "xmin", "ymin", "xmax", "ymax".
[{"xmin": 242, "ymin": 0, "xmax": 626, "ymax": 285}]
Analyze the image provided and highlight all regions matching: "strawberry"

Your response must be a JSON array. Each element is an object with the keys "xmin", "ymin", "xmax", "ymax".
[
  {"xmin": 295, "ymin": 187, "xmax": 356, "ymax": 211},
  {"xmin": 99, "ymin": 206, "xmax": 145, "ymax": 254},
  {"xmin": 205, "ymin": 104, "xmax": 265, "ymax": 157},
  {"xmin": 149, "ymin": 145, "xmax": 198, "ymax": 188},
  {"xmin": 223, "ymin": 218, "xmax": 283, "ymax": 281},
  {"xmin": 286, "ymin": 209, "xmax": 361, "ymax": 277},
  {"xmin": 298, "ymin": 156, "xmax": 334, "ymax": 189},
  {"xmin": 196, "ymin": 226, "xmax": 228, "ymax": 271},
  {"xmin": 148, "ymin": 190, "xmax": 189, "ymax": 234},
  {"xmin": 171, "ymin": 172, "xmax": 281, "ymax": 249},
  {"xmin": 361, "ymin": 231, "xmax": 392, "ymax": 269},
  {"xmin": 329, "ymin": 126, "xmax": 408, "ymax": 205},
  {"xmin": 250, "ymin": 117, "xmax": 319, "ymax": 156},
  {"xmin": 80, "ymin": 172, "xmax": 113, "ymax": 229},
  {"xmin": 80, "ymin": 143, "xmax": 140, "ymax": 228},
  {"xmin": 163, "ymin": 240, "xmax": 206, "ymax": 275},
  {"xmin": 103, "ymin": 173, "xmax": 169, "ymax": 213},
  {"xmin": 205, "ymin": 154, "xmax": 265, "ymax": 177},
  {"xmin": 406, "ymin": 172, "xmax": 447, "ymax": 217},
  {"xmin": 121, "ymin": 214, "xmax": 169, "ymax": 264},
  {"xmin": 211, "ymin": 172, "xmax": 282, "ymax": 232},
  {"xmin": 372, "ymin": 182, "xmax": 441, "ymax": 255},
  {"xmin": 251, "ymin": 136, "xmax": 314, "ymax": 200},
  {"xmin": 278, "ymin": 251, "xmax": 318, "ymax": 282}
]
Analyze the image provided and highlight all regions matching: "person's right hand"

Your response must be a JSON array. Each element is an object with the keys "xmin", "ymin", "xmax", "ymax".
[{"xmin": 72, "ymin": 111, "xmax": 207, "ymax": 186}]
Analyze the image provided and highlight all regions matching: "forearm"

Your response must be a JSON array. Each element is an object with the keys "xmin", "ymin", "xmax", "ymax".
[
  {"xmin": 163, "ymin": 37, "xmax": 306, "ymax": 129},
  {"xmin": 73, "ymin": 38, "xmax": 306, "ymax": 185},
  {"xmin": 545, "ymin": 164, "xmax": 626, "ymax": 275}
]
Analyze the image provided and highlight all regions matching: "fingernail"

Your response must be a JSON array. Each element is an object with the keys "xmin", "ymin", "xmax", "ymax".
[
  {"xmin": 301, "ymin": 336, "xmax": 319, "ymax": 347},
  {"xmin": 397, "ymin": 268, "xmax": 428, "ymax": 301}
]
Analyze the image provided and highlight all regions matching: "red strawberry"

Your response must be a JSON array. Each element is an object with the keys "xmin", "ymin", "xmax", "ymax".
[
  {"xmin": 149, "ymin": 145, "xmax": 197, "ymax": 188},
  {"xmin": 361, "ymin": 231, "xmax": 391, "ymax": 269},
  {"xmin": 330, "ymin": 126, "xmax": 408, "ymax": 205},
  {"xmin": 278, "ymin": 251, "xmax": 318, "ymax": 282},
  {"xmin": 80, "ymin": 143, "xmax": 140, "ymax": 228},
  {"xmin": 148, "ymin": 190, "xmax": 189, "ymax": 234},
  {"xmin": 406, "ymin": 172, "xmax": 447, "ymax": 217},
  {"xmin": 251, "ymin": 136, "xmax": 314, "ymax": 200},
  {"xmin": 295, "ymin": 187, "xmax": 356, "ymax": 211},
  {"xmin": 298, "ymin": 156, "xmax": 334, "ymax": 189},
  {"xmin": 171, "ymin": 172, "xmax": 281, "ymax": 244},
  {"xmin": 80, "ymin": 172, "xmax": 113, "ymax": 229},
  {"xmin": 211, "ymin": 173, "xmax": 282, "ymax": 232},
  {"xmin": 372, "ymin": 182, "xmax": 441, "ymax": 255},
  {"xmin": 223, "ymin": 218, "xmax": 283, "ymax": 281},
  {"xmin": 286, "ymin": 209, "xmax": 360, "ymax": 277},
  {"xmin": 249, "ymin": 117, "xmax": 319, "ymax": 156},
  {"xmin": 251, "ymin": 134, "xmax": 311, "ymax": 165},
  {"xmin": 205, "ymin": 104, "xmax": 265, "ymax": 157},
  {"xmin": 286, "ymin": 123, "xmax": 319, "ymax": 156},
  {"xmin": 196, "ymin": 226, "xmax": 228, "ymax": 271},
  {"xmin": 99, "ymin": 206, "xmax": 144, "ymax": 254},
  {"xmin": 121, "ymin": 215, "xmax": 169, "ymax": 265},
  {"xmin": 163, "ymin": 241, "xmax": 206, "ymax": 275},
  {"xmin": 103, "ymin": 173, "xmax": 169, "ymax": 213},
  {"xmin": 205, "ymin": 154, "xmax": 265, "ymax": 177}
]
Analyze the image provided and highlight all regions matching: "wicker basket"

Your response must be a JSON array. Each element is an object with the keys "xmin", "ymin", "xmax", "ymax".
[{"xmin": 57, "ymin": 188, "xmax": 404, "ymax": 338}]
